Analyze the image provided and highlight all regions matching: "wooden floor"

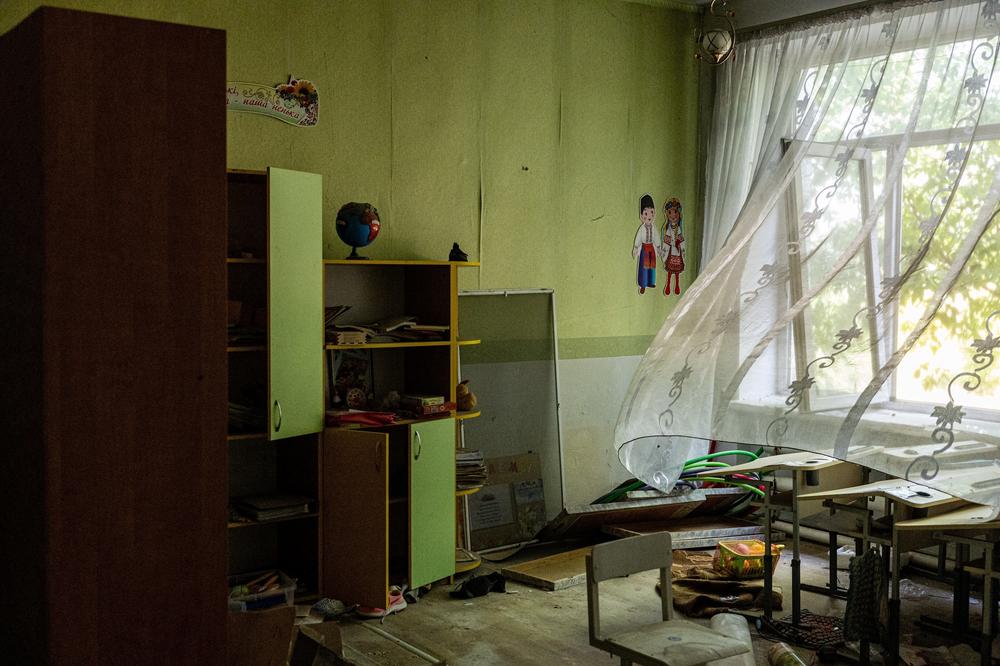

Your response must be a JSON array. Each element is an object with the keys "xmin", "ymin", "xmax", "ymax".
[{"xmin": 329, "ymin": 540, "xmax": 992, "ymax": 665}]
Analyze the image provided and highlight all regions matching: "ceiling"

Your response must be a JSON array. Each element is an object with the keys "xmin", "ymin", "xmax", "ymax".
[{"xmin": 631, "ymin": 0, "xmax": 876, "ymax": 29}]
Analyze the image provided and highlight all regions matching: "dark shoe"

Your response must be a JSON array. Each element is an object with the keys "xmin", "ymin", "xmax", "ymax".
[{"xmin": 449, "ymin": 571, "xmax": 506, "ymax": 598}]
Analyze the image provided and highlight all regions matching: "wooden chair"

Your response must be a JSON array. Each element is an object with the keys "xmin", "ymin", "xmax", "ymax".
[{"xmin": 585, "ymin": 532, "xmax": 749, "ymax": 666}]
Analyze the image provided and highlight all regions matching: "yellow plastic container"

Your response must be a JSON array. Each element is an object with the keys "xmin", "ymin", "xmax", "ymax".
[{"xmin": 713, "ymin": 539, "xmax": 784, "ymax": 579}]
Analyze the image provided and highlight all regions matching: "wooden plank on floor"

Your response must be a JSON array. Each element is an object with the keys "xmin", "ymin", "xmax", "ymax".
[{"xmin": 501, "ymin": 546, "xmax": 592, "ymax": 591}]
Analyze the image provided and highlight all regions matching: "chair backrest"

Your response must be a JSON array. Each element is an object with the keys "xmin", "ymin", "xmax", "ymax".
[
  {"xmin": 589, "ymin": 532, "xmax": 672, "ymax": 581},
  {"xmin": 586, "ymin": 532, "xmax": 673, "ymax": 644}
]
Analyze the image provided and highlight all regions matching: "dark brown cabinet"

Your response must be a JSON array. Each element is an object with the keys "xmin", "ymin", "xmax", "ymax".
[{"xmin": 0, "ymin": 8, "xmax": 227, "ymax": 664}]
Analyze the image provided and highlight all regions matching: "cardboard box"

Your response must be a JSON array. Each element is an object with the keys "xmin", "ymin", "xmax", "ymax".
[
  {"xmin": 227, "ymin": 605, "xmax": 295, "ymax": 666},
  {"xmin": 469, "ymin": 453, "xmax": 546, "ymax": 549},
  {"xmin": 289, "ymin": 621, "xmax": 344, "ymax": 666}
]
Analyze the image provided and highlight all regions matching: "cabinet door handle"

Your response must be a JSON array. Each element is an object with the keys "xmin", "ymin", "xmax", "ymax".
[
  {"xmin": 273, "ymin": 400, "xmax": 283, "ymax": 432},
  {"xmin": 413, "ymin": 430, "xmax": 422, "ymax": 461}
]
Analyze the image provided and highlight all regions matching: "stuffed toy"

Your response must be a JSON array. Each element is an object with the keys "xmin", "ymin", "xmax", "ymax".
[
  {"xmin": 380, "ymin": 390, "xmax": 401, "ymax": 411},
  {"xmin": 456, "ymin": 380, "xmax": 478, "ymax": 411}
]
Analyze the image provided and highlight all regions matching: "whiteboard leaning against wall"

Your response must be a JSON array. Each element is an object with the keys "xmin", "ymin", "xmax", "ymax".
[{"xmin": 458, "ymin": 290, "xmax": 565, "ymax": 551}]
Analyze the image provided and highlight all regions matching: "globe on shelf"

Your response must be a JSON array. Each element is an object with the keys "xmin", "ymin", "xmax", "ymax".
[{"xmin": 335, "ymin": 202, "xmax": 381, "ymax": 260}]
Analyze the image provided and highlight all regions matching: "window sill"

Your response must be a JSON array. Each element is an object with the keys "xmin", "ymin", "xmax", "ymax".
[{"xmin": 724, "ymin": 397, "xmax": 1000, "ymax": 455}]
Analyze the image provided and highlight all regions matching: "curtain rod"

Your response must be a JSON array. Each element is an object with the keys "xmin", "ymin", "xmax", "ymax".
[{"xmin": 736, "ymin": 0, "xmax": 941, "ymax": 38}]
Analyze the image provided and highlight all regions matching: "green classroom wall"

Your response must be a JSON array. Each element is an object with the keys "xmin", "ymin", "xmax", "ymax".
[{"xmin": 2, "ymin": 0, "xmax": 702, "ymax": 360}]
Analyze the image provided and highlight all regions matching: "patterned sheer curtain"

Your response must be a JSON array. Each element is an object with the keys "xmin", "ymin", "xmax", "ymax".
[{"xmin": 616, "ymin": 0, "xmax": 1000, "ymax": 508}]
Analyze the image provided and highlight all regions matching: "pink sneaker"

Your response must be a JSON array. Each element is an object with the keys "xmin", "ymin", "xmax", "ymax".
[{"xmin": 357, "ymin": 585, "xmax": 407, "ymax": 621}]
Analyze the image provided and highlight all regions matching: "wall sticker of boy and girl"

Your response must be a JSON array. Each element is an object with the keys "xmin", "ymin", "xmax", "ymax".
[{"xmin": 631, "ymin": 193, "xmax": 685, "ymax": 296}]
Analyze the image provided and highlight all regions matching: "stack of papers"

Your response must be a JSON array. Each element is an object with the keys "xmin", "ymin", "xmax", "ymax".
[
  {"xmin": 456, "ymin": 449, "xmax": 487, "ymax": 489},
  {"xmin": 325, "ymin": 310, "xmax": 451, "ymax": 344},
  {"xmin": 235, "ymin": 494, "xmax": 313, "ymax": 522},
  {"xmin": 334, "ymin": 331, "xmax": 366, "ymax": 345}
]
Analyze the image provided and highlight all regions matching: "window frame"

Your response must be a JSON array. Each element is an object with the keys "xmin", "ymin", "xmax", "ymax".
[
  {"xmin": 783, "ymin": 124, "xmax": 1000, "ymax": 416},
  {"xmin": 784, "ymin": 139, "xmax": 888, "ymax": 412}
]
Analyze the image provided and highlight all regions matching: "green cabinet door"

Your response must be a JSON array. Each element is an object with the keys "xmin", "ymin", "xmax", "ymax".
[
  {"xmin": 268, "ymin": 167, "xmax": 324, "ymax": 440},
  {"xmin": 409, "ymin": 418, "xmax": 456, "ymax": 588}
]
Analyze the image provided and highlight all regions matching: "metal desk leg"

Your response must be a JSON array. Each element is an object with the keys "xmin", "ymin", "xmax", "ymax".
[
  {"xmin": 918, "ymin": 535, "xmax": 980, "ymax": 645},
  {"xmin": 858, "ymin": 507, "xmax": 871, "ymax": 666},
  {"xmin": 981, "ymin": 543, "xmax": 993, "ymax": 666},
  {"xmin": 854, "ymin": 525, "xmax": 865, "ymax": 659},
  {"xmin": 829, "ymin": 528, "xmax": 839, "ymax": 593},
  {"xmin": 925, "ymin": 533, "xmax": 995, "ymax": 659},
  {"xmin": 802, "ymin": 501, "xmax": 846, "ymax": 599},
  {"xmin": 887, "ymin": 527, "xmax": 901, "ymax": 666},
  {"xmin": 956, "ymin": 542, "xmax": 970, "ymax": 637},
  {"xmin": 803, "ymin": 505, "xmax": 849, "ymax": 599},
  {"xmin": 993, "ymin": 574, "xmax": 998, "ymax": 638},
  {"xmin": 791, "ymin": 473, "xmax": 801, "ymax": 626},
  {"xmin": 763, "ymin": 479, "xmax": 773, "ymax": 622}
]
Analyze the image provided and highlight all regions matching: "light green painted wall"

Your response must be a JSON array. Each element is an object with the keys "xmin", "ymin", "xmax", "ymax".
[{"xmin": 2, "ymin": 0, "xmax": 702, "ymax": 360}]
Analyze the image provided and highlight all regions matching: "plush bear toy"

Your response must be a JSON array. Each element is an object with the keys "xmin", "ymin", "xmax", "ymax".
[{"xmin": 456, "ymin": 380, "xmax": 478, "ymax": 412}]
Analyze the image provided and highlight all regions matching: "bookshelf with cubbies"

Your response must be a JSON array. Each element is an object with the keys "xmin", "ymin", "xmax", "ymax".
[
  {"xmin": 226, "ymin": 168, "xmax": 324, "ymax": 602},
  {"xmin": 321, "ymin": 260, "xmax": 481, "ymax": 609}
]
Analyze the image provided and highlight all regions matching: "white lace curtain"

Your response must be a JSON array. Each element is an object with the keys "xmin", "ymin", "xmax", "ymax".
[{"xmin": 616, "ymin": 0, "xmax": 1000, "ymax": 507}]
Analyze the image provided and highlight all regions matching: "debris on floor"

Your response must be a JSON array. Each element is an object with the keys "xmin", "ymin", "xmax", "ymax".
[
  {"xmin": 767, "ymin": 642, "xmax": 807, "ymax": 666},
  {"xmin": 899, "ymin": 642, "xmax": 980, "ymax": 666},
  {"xmin": 449, "ymin": 571, "xmax": 507, "ymax": 598},
  {"xmin": 658, "ymin": 549, "xmax": 782, "ymax": 617}
]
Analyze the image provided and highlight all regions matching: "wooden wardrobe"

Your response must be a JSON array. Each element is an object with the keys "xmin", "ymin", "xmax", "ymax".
[{"xmin": 0, "ymin": 8, "xmax": 228, "ymax": 664}]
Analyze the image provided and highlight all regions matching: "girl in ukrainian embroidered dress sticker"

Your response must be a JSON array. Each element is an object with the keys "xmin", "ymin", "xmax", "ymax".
[
  {"xmin": 632, "ymin": 194, "xmax": 659, "ymax": 294},
  {"xmin": 661, "ymin": 197, "xmax": 686, "ymax": 296}
]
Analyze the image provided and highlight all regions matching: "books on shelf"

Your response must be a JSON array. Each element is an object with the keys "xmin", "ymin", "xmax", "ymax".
[
  {"xmin": 378, "ymin": 314, "xmax": 417, "ymax": 332},
  {"xmin": 401, "ymin": 400, "xmax": 455, "ymax": 416},
  {"xmin": 404, "ymin": 324, "xmax": 449, "ymax": 332},
  {"xmin": 401, "ymin": 394, "xmax": 445, "ymax": 406},
  {"xmin": 381, "ymin": 327, "xmax": 449, "ymax": 342},
  {"xmin": 324, "ymin": 305, "xmax": 351, "ymax": 326},
  {"xmin": 324, "ymin": 311, "xmax": 450, "ymax": 344},
  {"xmin": 335, "ymin": 322, "xmax": 377, "ymax": 336},
  {"xmin": 334, "ymin": 331, "xmax": 367, "ymax": 345},
  {"xmin": 235, "ymin": 494, "xmax": 313, "ymax": 522},
  {"xmin": 456, "ymin": 449, "xmax": 487, "ymax": 490}
]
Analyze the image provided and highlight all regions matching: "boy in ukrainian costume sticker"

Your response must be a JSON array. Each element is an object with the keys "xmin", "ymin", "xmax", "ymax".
[{"xmin": 632, "ymin": 193, "xmax": 659, "ymax": 294}]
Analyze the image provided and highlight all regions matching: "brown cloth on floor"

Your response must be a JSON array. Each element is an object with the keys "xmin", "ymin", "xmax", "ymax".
[{"xmin": 655, "ymin": 549, "xmax": 783, "ymax": 618}]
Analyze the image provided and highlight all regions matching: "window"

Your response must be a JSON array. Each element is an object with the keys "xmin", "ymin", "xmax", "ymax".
[
  {"xmin": 892, "ymin": 135, "xmax": 1000, "ymax": 412},
  {"xmin": 785, "ymin": 36, "xmax": 1000, "ymax": 415}
]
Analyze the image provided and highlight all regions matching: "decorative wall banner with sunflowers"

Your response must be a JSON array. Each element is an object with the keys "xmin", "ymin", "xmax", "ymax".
[{"xmin": 225, "ymin": 78, "xmax": 319, "ymax": 126}]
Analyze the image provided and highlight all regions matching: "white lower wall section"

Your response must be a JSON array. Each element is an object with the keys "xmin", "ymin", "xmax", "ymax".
[
  {"xmin": 558, "ymin": 355, "xmax": 643, "ymax": 508},
  {"xmin": 461, "ymin": 360, "xmax": 562, "ymax": 520},
  {"xmin": 462, "ymin": 354, "xmax": 649, "ymax": 518}
]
